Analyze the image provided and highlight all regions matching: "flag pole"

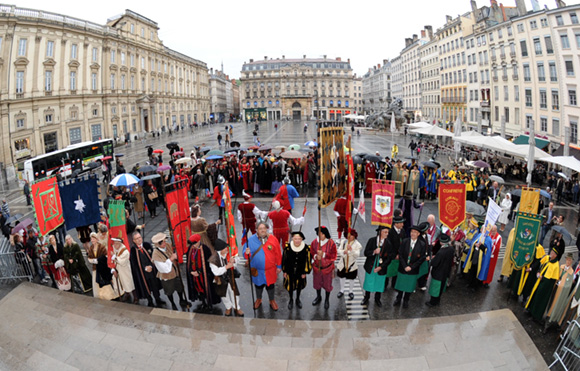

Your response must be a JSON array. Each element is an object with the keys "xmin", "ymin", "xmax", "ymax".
[{"xmin": 299, "ymin": 198, "xmax": 308, "ymax": 232}]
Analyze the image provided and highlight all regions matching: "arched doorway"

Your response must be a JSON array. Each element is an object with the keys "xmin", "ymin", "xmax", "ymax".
[{"xmin": 292, "ymin": 102, "xmax": 301, "ymax": 121}]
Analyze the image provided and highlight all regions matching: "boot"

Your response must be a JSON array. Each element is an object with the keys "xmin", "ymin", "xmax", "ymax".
[
  {"xmin": 288, "ymin": 294, "xmax": 294, "ymax": 310},
  {"xmin": 312, "ymin": 289, "xmax": 322, "ymax": 306},
  {"xmin": 324, "ymin": 291, "xmax": 330, "ymax": 309}
]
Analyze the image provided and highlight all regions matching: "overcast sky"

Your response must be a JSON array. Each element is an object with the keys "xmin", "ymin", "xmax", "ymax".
[{"xmin": 13, "ymin": 0, "xmax": 579, "ymax": 77}]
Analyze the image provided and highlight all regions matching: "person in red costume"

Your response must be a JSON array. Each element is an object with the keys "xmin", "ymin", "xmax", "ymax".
[
  {"xmin": 240, "ymin": 158, "xmax": 252, "ymax": 191},
  {"xmin": 483, "ymin": 225, "xmax": 502, "ymax": 287},
  {"xmin": 333, "ymin": 195, "xmax": 348, "ymax": 239},
  {"xmin": 268, "ymin": 201, "xmax": 304, "ymax": 247},
  {"xmin": 243, "ymin": 222, "xmax": 282, "ymax": 310},
  {"xmin": 310, "ymin": 226, "xmax": 337, "ymax": 309},
  {"xmin": 237, "ymin": 191, "xmax": 267, "ymax": 235},
  {"xmin": 365, "ymin": 160, "xmax": 376, "ymax": 194}
]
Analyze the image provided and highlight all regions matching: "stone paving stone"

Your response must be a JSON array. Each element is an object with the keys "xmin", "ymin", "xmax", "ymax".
[
  {"xmin": 360, "ymin": 356, "xmax": 429, "ymax": 371},
  {"xmin": 26, "ymin": 350, "xmax": 78, "ymax": 371},
  {"xmin": 214, "ymin": 354, "xmax": 288, "ymax": 370},
  {"xmin": 287, "ymin": 359, "xmax": 362, "ymax": 371}
]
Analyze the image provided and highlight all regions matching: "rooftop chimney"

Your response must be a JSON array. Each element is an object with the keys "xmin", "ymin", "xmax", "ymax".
[
  {"xmin": 264, "ymin": 56, "xmax": 267, "ymax": 60},
  {"xmin": 347, "ymin": 58, "xmax": 350, "ymax": 64},
  {"xmin": 378, "ymin": 64, "xmax": 381, "ymax": 69},
  {"xmin": 421, "ymin": 30, "xmax": 426, "ymax": 38},
  {"xmin": 337, "ymin": 57, "xmax": 341, "ymax": 61},
  {"xmin": 555, "ymin": 0, "xmax": 567, "ymax": 9},
  {"xmin": 470, "ymin": 0, "xmax": 478, "ymax": 12},
  {"xmin": 515, "ymin": 0, "xmax": 527, "ymax": 14},
  {"xmin": 249, "ymin": 59, "xmax": 253, "ymax": 63},
  {"xmin": 412, "ymin": 34, "xmax": 418, "ymax": 42},
  {"xmin": 303, "ymin": 55, "xmax": 306, "ymax": 59},
  {"xmin": 425, "ymin": 25, "xmax": 433, "ymax": 39},
  {"xmin": 446, "ymin": 15, "xmax": 453, "ymax": 23},
  {"xmin": 383, "ymin": 59, "xmax": 388, "ymax": 65},
  {"xmin": 282, "ymin": 55, "xmax": 285, "ymax": 59}
]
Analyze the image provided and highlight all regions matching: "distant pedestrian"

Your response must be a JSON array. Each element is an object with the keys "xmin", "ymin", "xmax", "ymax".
[
  {"xmin": 217, "ymin": 132, "xmax": 222, "ymax": 146},
  {"xmin": 23, "ymin": 180, "xmax": 31, "ymax": 206},
  {"xmin": 225, "ymin": 133, "xmax": 230, "ymax": 147},
  {"xmin": 1, "ymin": 199, "xmax": 10, "ymax": 218}
]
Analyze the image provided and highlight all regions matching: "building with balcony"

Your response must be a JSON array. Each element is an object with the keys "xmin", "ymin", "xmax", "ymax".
[
  {"xmin": 390, "ymin": 56, "xmax": 403, "ymax": 113},
  {"xmin": 419, "ymin": 29, "xmax": 440, "ymax": 122},
  {"xmin": 361, "ymin": 60, "xmax": 391, "ymax": 114},
  {"xmin": 240, "ymin": 56, "xmax": 353, "ymax": 121},
  {"xmin": 401, "ymin": 29, "xmax": 431, "ymax": 121},
  {"xmin": 436, "ymin": 13, "xmax": 475, "ymax": 126},
  {"xmin": 0, "ymin": 5, "xmax": 209, "ymax": 180},
  {"xmin": 351, "ymin": 76, "xmax": 363, "ymax": 115}
]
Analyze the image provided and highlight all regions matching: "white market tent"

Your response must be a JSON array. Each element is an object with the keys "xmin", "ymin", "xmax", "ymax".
[
  {"xmin": 406, "ymin": 121, "xmax": 432, "ymax": 129},
  {"xmin": 453, "ymin": 135, "xmax": 552, "ymax": 160},
  {"xmin": 540, "ymin": 156, "xmax": 580, "ymax": 173},
  {"xmin": 409, "ymin": 124, "xmax": 454, "ymax": 137}
]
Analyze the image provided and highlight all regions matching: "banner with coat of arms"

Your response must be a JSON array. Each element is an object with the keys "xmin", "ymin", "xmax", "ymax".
[
  {"xmin": 318, "ymin": 126, "xmax": 346, "ymax": 208},
  {"xmin": 31, "ymin": 176, "xmax": 64, "ymax": 236},
  {"xmin": 510, "ymin": 212, "xmax": 543, "ymax": 270},
  {"xmin": 438, "ymin": 182, "xmax": 466, "ymax": 231},
  {"xmin": 107, "ymin": 200, "xmax": 128, "ymax": 269},
  {"xmin": 371, "ymin": 180, "xmax": 395, "ymax": 227}
]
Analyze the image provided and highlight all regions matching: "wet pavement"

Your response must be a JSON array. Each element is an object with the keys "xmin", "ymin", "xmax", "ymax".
[{"xmin": 1, "ymin": 120, "xmax": 575, "ymax": 366}]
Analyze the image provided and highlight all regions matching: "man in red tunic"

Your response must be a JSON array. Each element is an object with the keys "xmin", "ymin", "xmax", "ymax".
[
  {"xmin": 268, "ymin": 201, "xmax": 304, "ymax": 247},
  {"xmin": 365, "ymin": 160, "xmax": 376, "ymax": 194},
  {"xmin": 311, "ymin": 226, "xmax": 337, "ymax": 309},
  {"xmin": 483, "ymin": 225, "xmax": 502, "ymax": 287},
  {"xmin": 333, "ymin": 195, "xmax": 348, "ymax": 239},
  {"xmin": 237, "ymin": 191, "xmax": 267, "ymax": 235}
]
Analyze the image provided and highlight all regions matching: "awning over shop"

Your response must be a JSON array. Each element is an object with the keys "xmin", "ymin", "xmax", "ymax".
[{"xmin": 513, "ymin": 135, "xmax": 550, "ymax": 149}]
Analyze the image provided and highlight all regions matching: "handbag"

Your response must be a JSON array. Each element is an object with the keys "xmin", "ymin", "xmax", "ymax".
[{"xmin": 147, "ymin": 191, "xmax": 158, "ymax": 201}]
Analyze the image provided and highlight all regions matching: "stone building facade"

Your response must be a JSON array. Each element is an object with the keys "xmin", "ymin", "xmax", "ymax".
[
  {"xmin": 240, "ymin": 56, "xmax": 353, "ymax": 121},
  {"xmin": 0, "ymin": 6, "xmax": 209, "ymax": 179}
]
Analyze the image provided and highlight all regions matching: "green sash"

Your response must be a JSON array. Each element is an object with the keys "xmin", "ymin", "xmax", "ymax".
[
  {"xmin": 386, "ymin": 259, "xmax": 399, "ymax": 277},
  {"xmin": 395, "ymin": 272, "xmax": 418, "ymax": 293},
  {"xmin": 429, "ymin": 278, "xmax": 446, "ymax": 297},
  {"xmin": 419, "ymin": 260, "xmax": 429, "ymax": 277},
  {"xmin": 363, "ymin": 256, "xmax": 387, "ymax": 293}
]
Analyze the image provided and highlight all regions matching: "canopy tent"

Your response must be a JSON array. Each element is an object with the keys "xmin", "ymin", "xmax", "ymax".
[
  {"xmin": 406, "ymin": 121, "xmax": 432, "ymax": 129},
  {"xmin": 540, "ymin": 156, "xmax": 580, "ymax": 173},
  {"xmin": 513, "ymin": 134, "xmax": 550, "ymax": 149},
  {"xmin": 344, "ymin": 114, "xmax": 367, "ymax": 121},
  {"xmin": 452, "ymin": 135, "xmax": 550, "ymax": 160},
  {"xmin": 460, "ymin": 130, "xmax": 485, "ymax": 138},
  {"xmin": 511, "ymin": 144, "xmax": 552, "ymax": 160},
  {"xmin": 409, "ymin": 124, "xmax": 454, "ymax": 137}
]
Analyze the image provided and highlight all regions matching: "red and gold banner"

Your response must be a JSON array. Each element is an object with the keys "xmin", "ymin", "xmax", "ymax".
[
  {"xmin": 438, "ymin": 182, "xmax": 467, "ymax": 230},
  {"xmin": 345, "ymin": 153, "xmax": 355, "ymax": 228},
  {"xmin": 31, "ymin": 176, "xmax": 64, "ymax": 236},
  {"xmin": 223, "ymin": 182, "xmax": 238, "ymax": 257},
  {"xmin": 371, "ymin": 180, "xmax": 395, "ymax": 227},
  {"xmin": 165, "ymin": 180, "xmax": 191, "ymax": 263}
]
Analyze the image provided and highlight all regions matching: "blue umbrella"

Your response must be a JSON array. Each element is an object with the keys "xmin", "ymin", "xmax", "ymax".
[
  {"xmin": 206, "ymin": 155, "xmax": 224, "ymax": 160},
  {"xmin": 304, "ymin": 140, "xmax": 317, "ymax": 147},
  {"xmin": 540, "ymin": 190, "xmax": 552, "ymax": 199},
  {"xmin": 110, "ymin": 173, "xmax": 140, "ymax": 187}
]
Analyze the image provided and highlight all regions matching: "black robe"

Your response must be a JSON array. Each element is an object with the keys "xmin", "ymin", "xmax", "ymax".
[
  {"xmin": 259, "ymin": 161, "xmax": 273, "ymax": 191},
  {"xmin": 282, "ymin": 243, "xmax": 312, "ymax": 292},
  {"xmin": 186, "ymin": 243, "xmax": 220, "ymax": 304},
  {"xmin": 363, "ymin": 237, "xmax": 390, "ymax": 275},
  {"xmin": 398, "ymin": 238, "xmax": 427, "ymax": 275},
  {"xmin": 130, "ymin": 242, "xmax": 162, "ymax": 300},
  {"xmin": 430, "ymin": 245, "xmax": 455, "ymax": 282}
]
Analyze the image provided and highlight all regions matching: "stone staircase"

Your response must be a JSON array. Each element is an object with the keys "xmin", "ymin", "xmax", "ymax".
[{"xmin": 0, "ymin": 283, "xmax": 547, "ymax": 370}]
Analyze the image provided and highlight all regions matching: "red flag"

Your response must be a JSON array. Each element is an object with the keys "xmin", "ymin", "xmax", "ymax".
[
  {"xmin": 165, "ymin": 181, "xmax": 191, "ymax": 263},
  {"xmin": 438, "ymin": 182, "xmax": 467, "ymax": 231},
  {"xmin": 371, "ymin": 180, "xmax": 395, "ymax": 227},
  {"xmin": 223, "ymin": 182, "xmax": 238, "ymax": 257},
  {"xmin": 345, "ymin": 154, "xmax": 355, "ymax": 227},
  {"xmin": 31, "ymin": 176, "xmax": 64, "ymax": 235}
]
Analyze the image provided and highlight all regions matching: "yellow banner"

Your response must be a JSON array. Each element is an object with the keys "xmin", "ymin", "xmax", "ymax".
[{"xmin": 519, "ymin": 187, "xmax": 540, "ymax": 214}]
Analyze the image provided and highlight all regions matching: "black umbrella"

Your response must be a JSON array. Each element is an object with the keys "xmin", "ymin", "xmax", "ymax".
[
  {"xmin": 355, "ymin": 152, "xmax": 371, "ymax": 158},
  {"xmin": 364, "ymin": 155, "xmax": 382, "ymax": 162},
  {"xmin": 422, "ymin": 161, "xmax": 437, "ymax": 169},
  {"xmin": 141, "ymin": 174, "xmax": 161, "ymax": 181},
  {"xmin": 114, "ymin": 153, "xmax": 124, "ymax": 157},
  {"xmin": 71, "ymin": 169, "xmax": 83, "ymax": 178},
  {"xmin": 86, "ymin": 161, "xmax": 100, "ymax": 170},
  {"xmin": 551, "ymin": 226, "xmax": 572, "ymax": 244},
  {"xmin": 352, "ymin": 156, "xmax": 365, "ymax": 165},
  {"xmin": 138, "ymin": 165, "xmax": 157, "ymax": 173},
  {"xmin": 201, "ymin": 146, "xmax": 211, "ymax": 153},
  {"xmin": 230, "ymin": 141, "xmax": 241, "ymax": 148},
  {"xmin": 6, "ymin": 213, "xmax": 24, "ymax": 224},
  {"xmin": 432, "ymin": 161, "xmax": 441, "ymax": 168},
  {"xmin": 166, "ymin": 142, "xmax": 179, "ymax": 149},
  {"xmin": 405, "ymin": 155, "xmax": 418, "ymax": 160}
]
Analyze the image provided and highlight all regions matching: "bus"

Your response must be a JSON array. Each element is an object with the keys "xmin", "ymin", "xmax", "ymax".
[{"xmin": 22, "ymin": 139, "xmax": 114, "ymax": 181}]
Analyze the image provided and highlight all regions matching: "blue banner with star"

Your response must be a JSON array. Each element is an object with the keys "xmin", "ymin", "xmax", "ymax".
[{"xmin": 58, "ymin": 175, "xmax": 101, "ymax": 230}]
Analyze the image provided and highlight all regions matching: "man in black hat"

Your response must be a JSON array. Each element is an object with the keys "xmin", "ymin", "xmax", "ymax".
[
  {"xmin": 416, "ymin": 221, "xmax": 431, "ymax": 291},
  {"xmin": 394, "ymin": 225, "xmax": 427, "ymax": 308},
  {"xmin": 385, "ymin": 215, "xmax": 407, "ymax": 289},
  {"xmin": 426, "ymin": 234, "xmax": 454, "ymax": 307},
  {"xmin": 282, "ymin": 231, "xmax": 312, "ymax": 309},
  {"xmin": 361, "ymin": 225, "xmax": 390, "ymax": 307},
  {"xmin": 209, "ymin": 239, "xmax": 243, "ymax": 316}
]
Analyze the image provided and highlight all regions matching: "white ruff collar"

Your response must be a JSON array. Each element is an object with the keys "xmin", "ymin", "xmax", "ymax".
[{"xmin": 290, "ymin": 241, "xmax": 305, "ymax": 252}]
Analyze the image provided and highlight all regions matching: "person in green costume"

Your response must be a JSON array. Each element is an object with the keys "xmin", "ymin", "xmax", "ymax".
[
  {"xmin": 394, "ymin": 225, "xmax": 427, "ymax": 308},
  {"xmin": 426, "ymin": 233, "xmax": 455, "ymax": 307},
  {"xmin": 525, "ymin": 248, "xmax": 560, "ymax": 322}
]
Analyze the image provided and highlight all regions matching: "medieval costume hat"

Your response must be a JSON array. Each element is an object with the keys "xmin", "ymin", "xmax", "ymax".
[
  {"xmin": 283, "ymin": 177, "xmax": 291, "ymax": 184},
  {"xmin": 315, "ymin": 226, "xmax": 331, "ymax": 239},
  {"xmin": 290, "ymin": 231, "xmax": 306, "ymax": 240},
  {"xmin": 242, "ymin": 190, "xmax": 252, "ymax": 200},
  {"xmin": 376, "ymin": 225, "xmax": 389, "ymax": 232},
  {"xmin": 410, "ymin": 225, "xmax": 422, "ymax": 232},
  {"xmin": 439, "ymin": 234, "xmax": 451, "ymax": 244},
  {"xmin": 217, "ymin": 175, "xmax": 225, "ymax": 184},
  {"xmin": 214, "ymin": 239, "xmax": 228, "ymax": 252},
  {"xmin": 152, "ymin": 232, "xmax": 167, "ymax": 245},
  {"xmin": 272, "ymin": 200, "xmax": 281, "ymax": 210},
  {"xmin": 188, "ymin": 234, "xmax": 201, "ymax": 244},
  {"xmin": 418, "ymin": 222, "xmax": 429, "ymax": 234},
  {"xmin": 393, "ymin": 216, "xmax": 405, "ymax": 224}
]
